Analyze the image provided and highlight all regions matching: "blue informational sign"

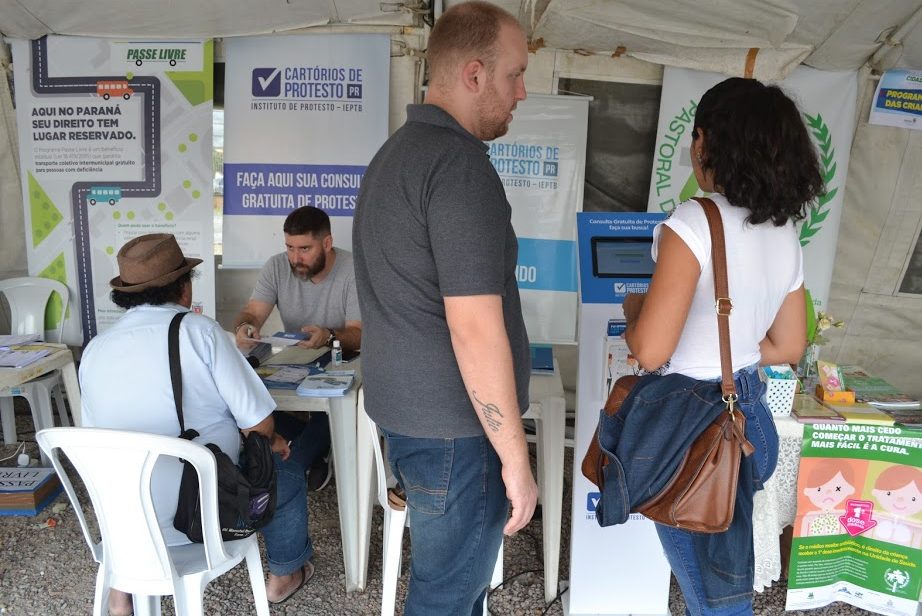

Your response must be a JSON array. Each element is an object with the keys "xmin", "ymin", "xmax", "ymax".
[
  {"xmin": 223, "ymin": 163, "xmax": 365, "ymax": 216},
  {"xmin": 577, "ymin": 212, "xmax": 665, "ymax": 304},
  {"xmin": 516, "ymin": 237, "xmax": 578, "ymax": 292}
]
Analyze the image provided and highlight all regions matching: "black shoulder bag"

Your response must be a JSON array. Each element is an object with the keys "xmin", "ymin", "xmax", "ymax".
[{"xmin": 168, "ymin": 311, "xmax": 278, "ymax": 542}]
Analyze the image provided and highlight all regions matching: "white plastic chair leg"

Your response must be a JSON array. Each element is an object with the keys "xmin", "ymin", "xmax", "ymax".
[
  {"xmin": 381, "ymin": 506, "xmax": 407, "ymax": 616},
  {"xmin": 175, "ymin": 579, "xmax": 206, "ymax": 616},
  {"xmin": 133, "ymin": 595, "xmax": 161, "ymax": 616},
  {"xmin": 244, "ymin": 538, "xmax": 271, "ymax": 616},
  {"xmin": 53, "ymin": 384, "xmax": 70, "ymax": 427},
  {"xmin": 483, "ymin": 541, "xmax": 504, "ymax": 613},
  {"xmin": 25, "ymin": 390, "xmax": 53, "ymax": 465},
  {"xmin": 491, "ymin": 542, "xmax": 503, "ymax": 589},
  {"xmin": 0, "ymin": 397, "xmax": 16, "ymax": 445},
  {"xmin": 93, "ymin": 568, "xmax": 108, "ymax": 616}
]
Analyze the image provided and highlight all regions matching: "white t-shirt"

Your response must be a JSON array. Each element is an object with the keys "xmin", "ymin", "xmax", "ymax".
[
  {"xmin": 652, "ymin": 195, "xmax": 804, "ymax": 380},
  {"xmin": 80, "ymin": 303, "xmax": 275, "ymax": 545}
]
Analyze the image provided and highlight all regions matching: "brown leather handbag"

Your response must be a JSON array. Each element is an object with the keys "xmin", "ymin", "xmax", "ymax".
[{"xmin": 581, "ymin": 197, "xmax": 755, "ymax": 534}]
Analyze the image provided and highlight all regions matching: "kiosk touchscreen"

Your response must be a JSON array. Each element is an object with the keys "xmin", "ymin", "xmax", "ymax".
[
  {"xmin": 590, "ymin": 237, "xmax": 655, "ymax": 279},
  {"xmin": 568, "ymin": 213, "xmax": 669, "ymax": 616}
]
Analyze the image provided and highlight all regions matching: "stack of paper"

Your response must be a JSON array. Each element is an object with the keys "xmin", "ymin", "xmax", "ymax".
[
  {"xmin": 0, "ymin": 347, "xmax": 51, "ymax": 368},
  {"xmin": 841, "ymin": 365, "xmax": 920, "ymax": 409},
  {"xmin": 296, "ymin": 370, "xmax": 355, "ymax": 397},
  {"xmin": 790, "ymin": 395, "xmax": 845, "ymax": 424},
  {"xmin": 256, "ymin": 364, "xmax": 323, "ymax": 390},
  {"xmin": 0, "ymin": 334, "xmax": 42, "ymax": 346}
]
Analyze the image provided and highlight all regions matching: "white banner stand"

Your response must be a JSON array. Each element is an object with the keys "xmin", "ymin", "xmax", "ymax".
[{"xmin": 565, "ymin": 213, "xmax": 671, "ymax": 615}]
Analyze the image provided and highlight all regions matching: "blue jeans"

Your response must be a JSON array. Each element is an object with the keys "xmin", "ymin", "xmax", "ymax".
[
  {"xmin": 655, "ymin": 366, "xmax": 779, "ymax": 615},
  {"xmin": 382, "ymin": 429, "xmax": 508, "ymax": 616},
  {"xmin": 260, "ymin": 411, "xmax": 330, "ymax": 575}
]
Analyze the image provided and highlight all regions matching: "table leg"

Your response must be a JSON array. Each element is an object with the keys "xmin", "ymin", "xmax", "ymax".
[
  {"xmin": 60, "ymin": 359, "xmax": 81, "ymax": 426},
  {"xmin": 355, "ymin": 401, "xmax": 376, "ymax": 592},
  {"xmin": 536, "ymin": 396, "xmax": 565, "ymax": 605},
  {"xmin": 329, "ymin": 391, "xmax": 361, "ymax": 591}
]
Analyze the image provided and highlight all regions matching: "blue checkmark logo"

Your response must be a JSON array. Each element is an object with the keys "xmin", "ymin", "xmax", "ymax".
[
  {"xmin": 587, "ymin": 492, "xmax": 601, "ymax": 512},
  {"xmin": 252, "ymin": 68, "xmax": 281, "ymax": 97}
]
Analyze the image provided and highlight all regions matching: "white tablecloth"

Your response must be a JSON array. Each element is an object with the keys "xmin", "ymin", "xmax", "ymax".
[{"xmin": 753, "ymin": 414, "xmax": 805, "ymax": 591}]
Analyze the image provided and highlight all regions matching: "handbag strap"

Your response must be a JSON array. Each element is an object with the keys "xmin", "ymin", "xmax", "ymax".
[
  {"xmin": 168, "ymin": 311, "xmax": 195, "ymax": 437},
  {"xmin": 692, "ymin": 197, "xmax": 737, "ymax": 407}
]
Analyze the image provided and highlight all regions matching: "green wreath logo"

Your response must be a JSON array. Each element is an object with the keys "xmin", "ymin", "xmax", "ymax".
[{"xmin": 799, "ymin": 112, "xmax": 838, "ymax": 247}]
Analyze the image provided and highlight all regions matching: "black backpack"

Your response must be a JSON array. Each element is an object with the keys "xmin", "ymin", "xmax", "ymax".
[{"xmin": 166, "ymin": 312, "xmax": 277, "ymax": 542}]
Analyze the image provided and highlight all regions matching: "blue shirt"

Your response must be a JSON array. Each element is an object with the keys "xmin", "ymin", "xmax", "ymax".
[{"xmin": 80, "ymin": 303, "xmax": 275, "ymax": 544}]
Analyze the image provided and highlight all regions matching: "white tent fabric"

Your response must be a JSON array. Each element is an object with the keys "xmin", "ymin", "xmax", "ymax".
[
  {"xmin": 1, "ymin": 0, "xmax": 920, "ymax": 77},
  {"xmin": 1, "ymin": 0, "xmax": 922, "ymax": 396}
]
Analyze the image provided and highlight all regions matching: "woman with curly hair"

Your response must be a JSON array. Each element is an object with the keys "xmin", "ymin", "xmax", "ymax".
[{"xmin": 623, "ymin": 77, "xmax": 825, "ymax": 615}]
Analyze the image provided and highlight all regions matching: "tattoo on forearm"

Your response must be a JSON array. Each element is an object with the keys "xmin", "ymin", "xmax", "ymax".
[{"xmin": 472, "ymin": 390, "xmax": 504, "ymax": 432}]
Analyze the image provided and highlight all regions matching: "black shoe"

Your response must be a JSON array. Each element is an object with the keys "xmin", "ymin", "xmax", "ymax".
[{"xmin": 307, "ymin": 450, "xmax": 333, "ymax": 492}]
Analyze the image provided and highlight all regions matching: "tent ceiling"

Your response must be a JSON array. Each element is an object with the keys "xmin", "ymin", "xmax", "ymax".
[{"xmin": 1, "ymin": 0, "xmax": 921, "ymax": 74}]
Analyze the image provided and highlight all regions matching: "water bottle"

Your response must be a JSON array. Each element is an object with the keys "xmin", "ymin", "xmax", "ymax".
[{"xmin": 332, "ymin": 339, "xmax": 343, "ymax": 366}]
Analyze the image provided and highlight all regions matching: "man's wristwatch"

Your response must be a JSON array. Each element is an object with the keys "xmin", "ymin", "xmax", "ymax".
[{"xmin": 325, "ymin": 328, "xmax": 337, "ymax": 346}]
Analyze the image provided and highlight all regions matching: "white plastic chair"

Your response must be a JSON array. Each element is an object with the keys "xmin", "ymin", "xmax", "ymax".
[
  {"xmin": 0, "ymin": 277, "xmax": 71, "ymax": 449},
  {"xmin": 36, "ymin": 427, "xmax": 270, "ymax": 616},
  {"xmin": 358, "ymin": 390, "xmax": 502, "ymax": 616}
]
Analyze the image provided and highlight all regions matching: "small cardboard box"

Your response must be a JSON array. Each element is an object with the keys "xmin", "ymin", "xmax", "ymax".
[
  {"xmin": 761, "ymin": 365, "xmax": 798, "ymax": 416},
  {"xmin": 0, "ymin": 468, "xmax": 63, "ymax": 516},
  {"xmin": 815, "ymin": 385, "xmax": 856, "ymax": 404}
]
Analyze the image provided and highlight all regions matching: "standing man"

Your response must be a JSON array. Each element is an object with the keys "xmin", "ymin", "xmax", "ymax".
[
  {"xmin": 353, "ymin": 3, "xmax": 537, "ymax": 614},
  {"xmin": 233, "ymin": 205, "xmax": 361, "ymax": 491},
  {"xmin": 80, "ymin": 234, "xmax": 315, "ymax": 613}
]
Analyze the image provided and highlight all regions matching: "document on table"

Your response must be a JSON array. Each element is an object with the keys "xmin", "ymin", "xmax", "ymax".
[
  {"xmin": 0, "ymin": 348, "xmax": 50, "ymax": 368},
  {"xmin": 244, "ymin": 331, "xmax": 309, "ymax": 347},
  {"xmin": 0, "ymin": 334, "xmax": 42, "ymax": 347},
  {"xmin": 256, "ymin": 364, "xmax": 323, "ymax": 389},
  {"xmin": 264, "ymin": 346, "xmax": 328, "ymax": 366}
]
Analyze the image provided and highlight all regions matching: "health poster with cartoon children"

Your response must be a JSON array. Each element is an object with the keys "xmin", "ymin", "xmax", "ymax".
[{"xmin": 787, "ymin": 424, "xmax": 922, "ymax": 616}]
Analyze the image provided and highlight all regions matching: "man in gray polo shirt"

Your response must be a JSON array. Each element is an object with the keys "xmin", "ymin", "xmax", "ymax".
[{"xmin": 353, "ymin": 3, "xmax": 536, "ymax": 614}]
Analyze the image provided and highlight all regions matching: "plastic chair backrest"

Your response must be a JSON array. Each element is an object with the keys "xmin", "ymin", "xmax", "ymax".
[
  {"xmin": 36, "ymin": 427, "xmax": 232, "ymax": 596},
  {"xmin": 360, "ymin": 390, "xmax": 391, "ymax": 510},
  {"xmin": 0, "ymin": 277, "xmax": 69, "ymax": 343}
]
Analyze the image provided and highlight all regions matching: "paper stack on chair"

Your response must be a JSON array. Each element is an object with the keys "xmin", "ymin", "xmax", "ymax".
[{"xmin": 296, "ymin": 370, "xmax": 355, "ymax": 397}]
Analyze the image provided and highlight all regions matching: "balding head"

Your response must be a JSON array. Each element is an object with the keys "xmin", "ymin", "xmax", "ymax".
[{"xmin": 427, "ymin": 1, "xmax": 523, "ymax": 90}]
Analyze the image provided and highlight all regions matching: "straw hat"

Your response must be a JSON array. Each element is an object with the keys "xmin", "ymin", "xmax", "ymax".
[{"xmin": 110, "ymin": 233, "xmax": 203, "ymax": 292}]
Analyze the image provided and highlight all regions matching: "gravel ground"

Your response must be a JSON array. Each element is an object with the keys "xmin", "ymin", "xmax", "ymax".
[{"xmin": 0, "ymin": 403, "xmax": 877, "ymax": 615}]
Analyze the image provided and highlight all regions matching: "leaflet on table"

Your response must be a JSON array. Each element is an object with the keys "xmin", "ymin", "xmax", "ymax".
[
  {"xmin": 264, "ymin": 346, "xmax": 329, "ymax": 367},
  {"xmin": 791, "ymin": 395, "xmax": 845, "ymax": 424},
  {"xmin": 296, "ymin": 370, "xmax": 355, "ymax": 397},
  {"xmin": 256, "ymin": 364, "xmax": 323, "ymax": 390},
  {"xmin": 243, "ymin": 342, "xmax": 273, "ymax": 364},
  {"xmin": 0, "ymin": 334, "xmax": 42, "ymax": 347},
  {"xmin": 841, "ymin": 365, "xmax": 920, "ymax": 409},
  {"xmin": 0, "ymin": 348, "xmax": 51, "ymax": 368},
  {"xmin": 245, "ymin": 331, "xmax": 310, "ymax": 347}
]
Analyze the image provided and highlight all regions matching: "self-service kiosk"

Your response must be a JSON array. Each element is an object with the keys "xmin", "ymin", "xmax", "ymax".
[{"xmin": 566, "ymin": 212, "xmax": 671, "ymax": 615}]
